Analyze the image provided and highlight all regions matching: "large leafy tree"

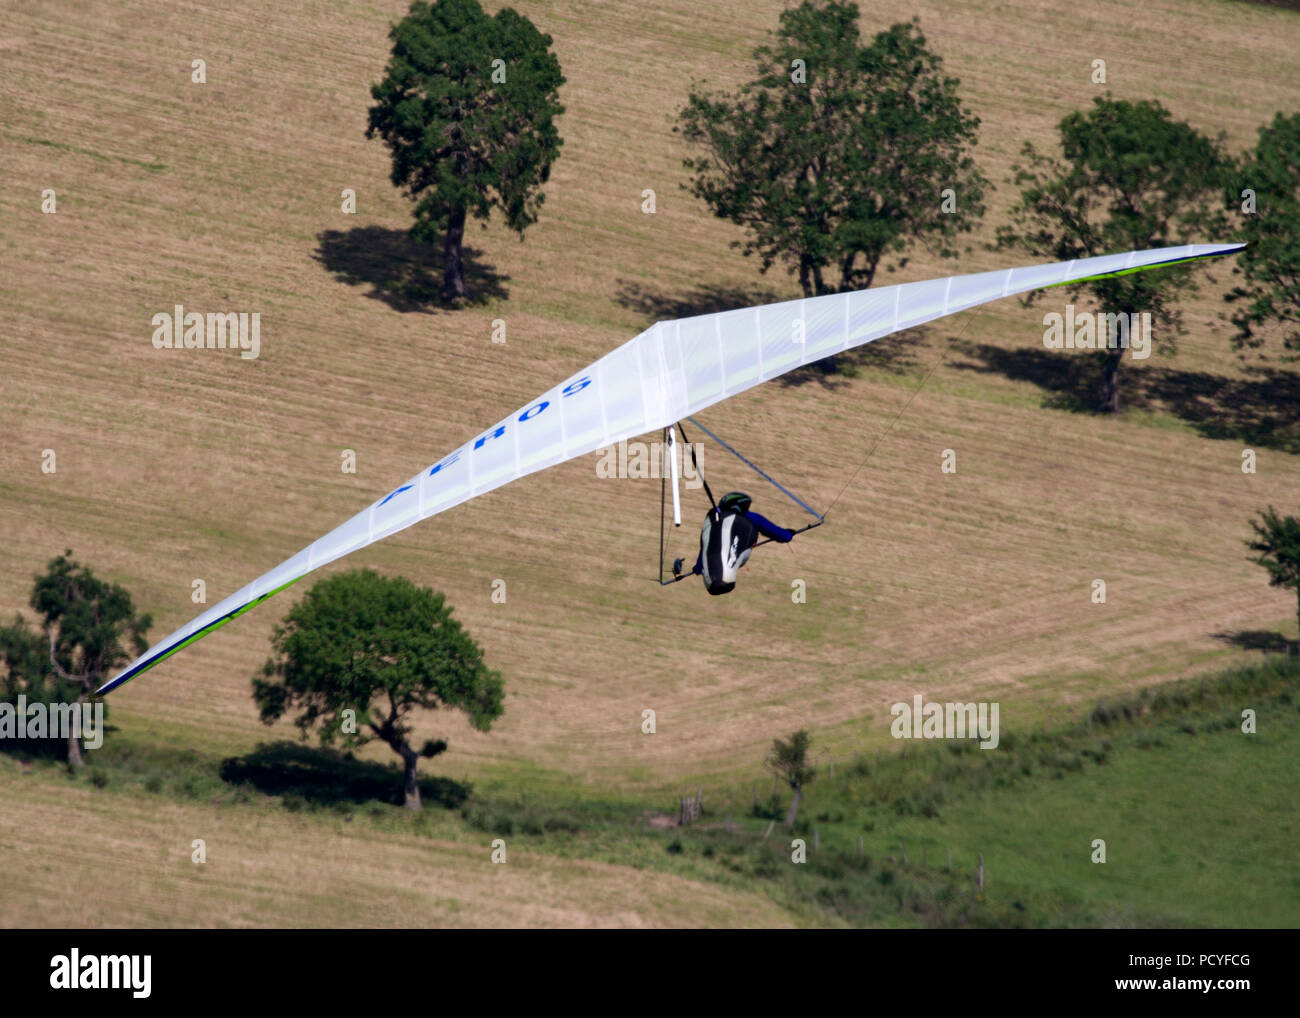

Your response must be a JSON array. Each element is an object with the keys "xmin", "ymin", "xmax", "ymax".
[
  {"xmin": 253, "ymin": 569, "xmax": 504, "ymax": 809},
  {"xmin": 366, "ymin": 0, "xmax": 565, "ymax": 302},
  {"xmin": 1224, "ymin": 113, "xmax": 1300, "ymax": 358},
  {"xmin": 767, "ymin": 728, "xmax": 817, "ymax": 829},
  {"xmin": 678, "ymin": 6, "xmax": 987, "ymax": 300},
  {"xmin": 1245, "ymin": 506, "xmax": 1300, "ymax": 656},
  {"xmin": 997, "ymin": 95, "xmax": 1227, "ymax": 413},
  {"xmin": 16, "ymin": 551, "xmax": 150, "ymax": 765}
]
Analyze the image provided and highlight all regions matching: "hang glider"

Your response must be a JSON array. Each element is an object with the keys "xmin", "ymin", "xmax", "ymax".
[{"xmin": 96, "ymin": 242, "xmax": 1243, "ymax": 695}]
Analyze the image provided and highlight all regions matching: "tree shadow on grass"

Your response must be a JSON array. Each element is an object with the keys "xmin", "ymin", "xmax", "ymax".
[
  {"xmin": 613, "ymin": 279, "xmax": 929, "ymax": 390},
  {"xmin": 315, "ymin": 226, "xmax": 509, "ymax": 312},
  {"xmin": 613, "ymin": 278, "xmax": 784, "ymax": 322},
  {"xmin": 219, "ymin": 740, "xmax": 470, "ymax": 809},
  {"xmin": 950, "ymin": 342, "xmax": 1300, "ymax": 452},
  {"xmin": 1212, "ymin": 629, "xmax": 1298, "ymax": 656}
]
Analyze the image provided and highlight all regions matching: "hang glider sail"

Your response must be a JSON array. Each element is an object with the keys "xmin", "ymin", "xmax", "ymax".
[{"xmin": 96, "ymin": 242, "xmax": 1243, "ymax": 695}]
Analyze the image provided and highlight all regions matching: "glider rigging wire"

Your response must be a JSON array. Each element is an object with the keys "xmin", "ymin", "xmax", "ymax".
[{"xmin": 684, "ymin": 415, "xmax": 824, "ymax": 522}]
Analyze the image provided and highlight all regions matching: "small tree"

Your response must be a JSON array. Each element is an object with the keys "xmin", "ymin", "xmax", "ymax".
[
  {"xmin": 767, "ymin": 729, "xmax": 817, "ymax": 829},
  {"xmin": 678, "ymin": 7, "xmax": 987, "ymax": 301},
  {"xmin": 23, "ymin": 551, "xmax": 150, "ymax": 766},
  {"xmin": 253, "ymin": 569, "xmax": 504, "ymax": 809},
  {"xmin": 366, "ymin": 0, "xmax": 565, "ymax": 301},
  {"xmin": 1224, "ymin": 113, "xmax": 1300, "ymax": 359},
  {"xmin": 997, "ymin": 95, "xmax": 1227, "ymax": 412},
  {"xmin": 1245, "ymin": 506, "xmax": 1300, "ymax": 656}
]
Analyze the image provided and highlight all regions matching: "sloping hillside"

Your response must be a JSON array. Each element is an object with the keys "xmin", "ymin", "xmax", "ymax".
[{"xmin": 2, "ymin": 0, "xmax": 1297, "ymax": 798}]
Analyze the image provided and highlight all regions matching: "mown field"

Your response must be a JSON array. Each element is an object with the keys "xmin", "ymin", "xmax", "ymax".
[
  {"xmin": 2, "ymin": 0, "xmax": 1299, "ymax": 926},
  {"xmin": 3, "ymin": 658, "xmax": 1295, "ymax": 927}
]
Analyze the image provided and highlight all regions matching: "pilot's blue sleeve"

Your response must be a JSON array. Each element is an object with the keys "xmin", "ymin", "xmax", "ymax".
[{"xmin": 745, "ymin": 510, "xmax": 794, "ymax": 543}]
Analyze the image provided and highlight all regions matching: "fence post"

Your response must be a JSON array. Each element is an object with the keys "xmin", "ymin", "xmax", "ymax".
[
  {"xmin": 813, "ymin": 828, "xmax": 820, "ymax": 854},
  {"xmin": 946, "ymin": 847, "xmax": 952, "ymax": 871},
  {"xmin": 977, "ymin": 852, "xmax": 985, "ymax": 891},
  {"xmin": 900, "ymin": 840, "xmax": 907, "ymax": 864},
  {"xmin": 857, "ymin": 836, "xmax": 864, "ymax": 858}
]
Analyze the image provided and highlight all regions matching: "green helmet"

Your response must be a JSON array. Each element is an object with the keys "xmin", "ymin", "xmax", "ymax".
[{"xmin": 718, "ymin": 491, "xmax": 752, "ymax": 515}]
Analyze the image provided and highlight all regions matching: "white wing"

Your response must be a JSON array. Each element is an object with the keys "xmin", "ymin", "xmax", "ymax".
[{"xmin": 98, "ymin": 242, "xmax": 1243, "ymax": 694}]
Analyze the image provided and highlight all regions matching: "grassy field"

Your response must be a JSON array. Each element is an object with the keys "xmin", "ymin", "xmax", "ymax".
[
  {"xmin": 4, "ymin": 658, "xmax": 1295, "ymax": 927},
  {"xmin": 2, "ymin": 0, "xmax": 1299, "ymax": 926}
]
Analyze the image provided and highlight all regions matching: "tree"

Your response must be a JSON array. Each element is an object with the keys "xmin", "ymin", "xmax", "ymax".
[
  {"xmin": 0, "ymin": 616, "xmax": 47, "ymax": 691},
  {"xmin": 0, "ymin": 618, "xmax": 54, "ymax": 753},
  {"xmin": 997, "ymin": 95, "xmax": 1228, "ymax": 413},
  {"xmin": 253, "ymin": 569, "xmax": 504, "ymax": 809},
  {"xmin": 20, "ymin": 551, "xmax": 150, "ymax": 765},
  {"xmin": 366, "ymin": 0, "xmax": 565, "ymax": 302},
  {"xmin": 678, "ymin": 7, "xmax": 987, "ymax": 302},
  {"xmin": 1223, "ymin": 113, "xmax": 1300, "ymax": 358},
  {"xmin": 1245, "ymin": 506, "xmax": 1300, "ymax": 657},
  {"xmin": 767, "ymin": 728, "xmax": 817, "ymax": 829}
]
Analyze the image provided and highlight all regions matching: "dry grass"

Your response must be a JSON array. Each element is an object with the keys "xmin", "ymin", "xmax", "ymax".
[
  {"xmin": 0, "ymin": 764, "xmax": 793, "ymax": 927},
  {"xmin": 2, "ymin": 0, "xmax": 1299, "ymax": 795}
]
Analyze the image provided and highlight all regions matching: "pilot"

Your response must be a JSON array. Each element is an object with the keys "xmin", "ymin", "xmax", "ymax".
[{"xmin": 680, "ymin": 491, "xmax": 795, "ymax": 595}]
